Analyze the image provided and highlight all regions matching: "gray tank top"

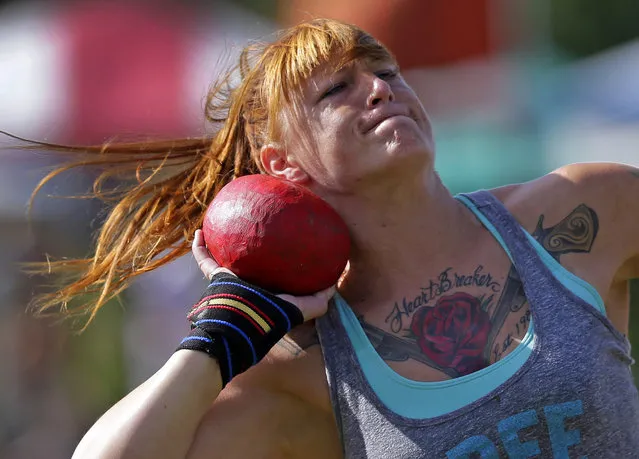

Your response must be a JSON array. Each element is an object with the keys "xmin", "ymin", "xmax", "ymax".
[{"xmin": 316, "ymin": 190, "xmax": 639, "ymax": 458}]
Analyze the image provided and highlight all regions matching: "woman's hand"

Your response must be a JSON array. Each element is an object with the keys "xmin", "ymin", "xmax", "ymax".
[{"xmin": 192, "ymin": 229, "xmax": 334, "ymax": 322}]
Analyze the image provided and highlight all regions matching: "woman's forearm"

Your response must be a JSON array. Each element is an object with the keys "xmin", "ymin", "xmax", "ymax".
[{"xmin": 72, "ymin": 350, "xmax": 222, "ymax": 459}]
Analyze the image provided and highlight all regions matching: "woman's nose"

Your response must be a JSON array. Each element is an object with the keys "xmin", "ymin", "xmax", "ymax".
[{"xmin": 366, "ymin": 76, "xmax": 395, "ymax": 108}]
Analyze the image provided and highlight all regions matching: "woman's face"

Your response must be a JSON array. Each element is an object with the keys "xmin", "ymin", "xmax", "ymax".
[{"xmin": 282, "ymin": 57, "xmax": 435, "ymax": 194}]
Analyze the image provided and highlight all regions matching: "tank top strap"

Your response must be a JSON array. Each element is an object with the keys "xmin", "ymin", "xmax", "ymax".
[{"xmin": 458, "ymin": 190, "xmax": 566, "ymax": 318}]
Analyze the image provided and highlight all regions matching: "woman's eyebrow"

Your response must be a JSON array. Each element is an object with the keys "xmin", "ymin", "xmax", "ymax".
[{"xmin": 309, "ymin": 67, "xmax": 347, "ymax": 94}]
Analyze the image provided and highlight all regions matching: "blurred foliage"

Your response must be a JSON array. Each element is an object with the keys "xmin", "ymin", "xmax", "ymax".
[
  {"xmin": 231, "ymin": 0, "xmax": 278, "ymax": 19},
  {"xmin": 550, "ymin": 0, "xmax": 639, "ymax": 58},
  {"xmin": 63, "ymin": 299, "xmax": 126, "ymax": 426}
]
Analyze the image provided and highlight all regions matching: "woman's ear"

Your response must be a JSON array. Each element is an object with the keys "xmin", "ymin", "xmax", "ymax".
[{"xmin": 260, "ymin": 144, "xmax": 310, "ymax": 183}]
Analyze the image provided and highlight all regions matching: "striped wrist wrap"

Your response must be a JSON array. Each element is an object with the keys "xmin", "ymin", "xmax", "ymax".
[{"xmin": 176, "ymin": 272, "xmax": 304, "ymax": 387}]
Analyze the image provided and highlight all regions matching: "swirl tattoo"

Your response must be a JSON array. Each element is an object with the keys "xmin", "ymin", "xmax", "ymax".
[{"xmin": 533, "ymin": 204, "xmax": 599, "ymax": 259}]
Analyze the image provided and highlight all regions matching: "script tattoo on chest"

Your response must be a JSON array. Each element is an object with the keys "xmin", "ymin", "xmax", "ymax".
[
  {"xmin": 362, "ymin": 203, "xmax": 599, "ymax": 378},
  {"xmin": 384, "ymin": 265, "xmax": 500, "ymax": 333}
]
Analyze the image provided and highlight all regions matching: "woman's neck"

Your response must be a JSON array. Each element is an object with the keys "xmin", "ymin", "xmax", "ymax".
[{"xmin": 334, "ymin": 173, "xmax": 483, "ymax": 310}]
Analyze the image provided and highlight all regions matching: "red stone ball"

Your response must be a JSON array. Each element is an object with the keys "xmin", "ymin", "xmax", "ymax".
[{"xmin": 202, "ymin": 174, "xmax": 351, "ymax": 295}]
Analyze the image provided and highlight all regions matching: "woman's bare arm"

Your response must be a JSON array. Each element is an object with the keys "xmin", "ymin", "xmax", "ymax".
[
  {"xmin": 72, "ymin": 350, "xmax": 222, "ymax": 459},
  {"xmin": 72, "ymin": 230, "xmax": 336, "ymax": 458}
]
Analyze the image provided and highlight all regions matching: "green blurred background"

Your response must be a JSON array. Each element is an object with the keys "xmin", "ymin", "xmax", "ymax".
[{"xmin": 0, "ymin": 0, "xmax": 637, "ymax": 457}]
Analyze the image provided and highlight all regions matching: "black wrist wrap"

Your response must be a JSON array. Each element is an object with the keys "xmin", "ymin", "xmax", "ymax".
[{"xmin": 176, "ymin": 272, "xmax": 304, "ymax": 387}]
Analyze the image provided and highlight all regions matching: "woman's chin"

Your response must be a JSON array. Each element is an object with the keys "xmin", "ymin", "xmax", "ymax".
[{"xmin": 384, "ymin": 136, "xmax": 433, "ymax": 164}]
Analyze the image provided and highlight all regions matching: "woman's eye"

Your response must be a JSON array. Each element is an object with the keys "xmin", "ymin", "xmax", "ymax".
[
  {"xmin": 375, "ymin": 69, "xmax": 398, "ymax": 80},
  {"xmin": 320, "ymin": 82, "xmax": 346, "ymax": 100}
]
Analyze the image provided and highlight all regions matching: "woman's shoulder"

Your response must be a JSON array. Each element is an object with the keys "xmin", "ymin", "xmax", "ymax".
[
  {"xmin": 486, "ymin": 162, "xmax": 637, "ymax": 225},
  {"xmin": 483, "ymin": 168, "xmax": 593, "ymax": 232}
]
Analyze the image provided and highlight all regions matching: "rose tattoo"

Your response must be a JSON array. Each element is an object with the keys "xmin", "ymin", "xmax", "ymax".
[{"xmin": 410, "ymin": 292, "xmax": 490, "ymax": 376}]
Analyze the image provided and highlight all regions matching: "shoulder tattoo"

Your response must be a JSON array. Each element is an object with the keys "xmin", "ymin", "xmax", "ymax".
[{"xmin": 532, "ymin": 204, "xmax": 599, "ymax": 260}]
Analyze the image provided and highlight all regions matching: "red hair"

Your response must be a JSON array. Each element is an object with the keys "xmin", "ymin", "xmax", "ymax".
[{"xmin": 22, "ymin": 18, "xmax": 393, "ymax": 328}]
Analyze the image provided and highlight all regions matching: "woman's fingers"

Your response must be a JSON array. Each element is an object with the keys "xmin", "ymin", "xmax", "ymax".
[
  {"xmin": 193, "ymin": 229, "xmax": 335, "ymax": 320},
  {"xmin": 278, "ymin": 285, "xmax": 336, "ymax": 322},
  {"xmin": 192, "ymin": 229, "xmax": 235, "ymax": 280}
]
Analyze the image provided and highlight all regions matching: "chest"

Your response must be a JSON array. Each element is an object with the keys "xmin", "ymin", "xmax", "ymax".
[
  {"xmin": 355, "ymin": 262, "xmax": 534, "ymax": 382},
  {"xmin": 318, "ymin": 294, "xmax": 638, "ymax": 459}
]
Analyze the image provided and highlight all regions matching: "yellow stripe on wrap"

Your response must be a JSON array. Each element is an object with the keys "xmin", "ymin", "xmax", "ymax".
[{"xmin": 204, "ymin": 297, "xmax": 271, "ymax": 333}]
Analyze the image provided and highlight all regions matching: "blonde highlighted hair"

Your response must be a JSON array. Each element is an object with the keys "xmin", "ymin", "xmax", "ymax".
[{"xmin": 24, "ymin": 18, "xmax": 393, "ymax": 327}]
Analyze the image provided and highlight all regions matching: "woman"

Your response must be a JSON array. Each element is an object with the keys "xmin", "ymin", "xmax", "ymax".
[{"xmin": 29, "ymin": 19, "xmax": 638, "ymax": 458}]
